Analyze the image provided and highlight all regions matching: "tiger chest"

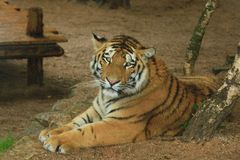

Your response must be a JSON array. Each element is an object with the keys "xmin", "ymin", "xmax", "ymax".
[{"xmin": 93, "ymin": 95, "xmax": 114, "ymax": 118}]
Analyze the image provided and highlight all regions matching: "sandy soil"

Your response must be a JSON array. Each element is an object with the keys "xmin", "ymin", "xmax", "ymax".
[{"xmin": 1, "ymin": 0, "xmax": 240, "ymax": 159}]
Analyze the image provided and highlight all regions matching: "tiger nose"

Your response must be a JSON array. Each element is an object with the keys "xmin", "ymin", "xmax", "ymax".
[{"xmin": 106, "ymin": 77, "xmax": 120, "ymax": 86}]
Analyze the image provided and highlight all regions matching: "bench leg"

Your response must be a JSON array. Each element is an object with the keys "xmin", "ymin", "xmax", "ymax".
[{"xmin": 27, "ymin": 57, "xmax": 43, "ymax": 86}]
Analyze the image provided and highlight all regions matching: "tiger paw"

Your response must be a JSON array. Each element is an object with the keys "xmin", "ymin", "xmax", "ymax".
[
  {"xmin": 43, "ymin": 135, "xmax": 72, "ymax": 154},
  {"xmin": 39, "ymin": 125, "xmax": 73, "ymax": 143}
]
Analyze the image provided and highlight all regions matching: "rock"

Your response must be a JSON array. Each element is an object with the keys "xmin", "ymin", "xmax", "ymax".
[
  {"xmin": 20, "ymin": 121, "xmax": 45, "ymax": 137},
  {"xmin": 51, "ymin": 99, "xmax": 74, "ymax": 112},
  {"xmin": 34, "ymin": 111, "xmax": 72, "ymax": 128}
]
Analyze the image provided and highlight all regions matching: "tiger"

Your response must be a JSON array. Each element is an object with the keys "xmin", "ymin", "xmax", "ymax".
[{"xmin": 39, "ymin": 34, "xmax": 218, "ymax": 153}]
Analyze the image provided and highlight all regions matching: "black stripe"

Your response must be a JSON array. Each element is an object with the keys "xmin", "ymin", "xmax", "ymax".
[
  {"xmin": 111, "ymin": 44, "xmax": 123, "ymax": 49},
  {"xmin": 73, "ymin": 122, "xmax": 81, "ymax": 127},
  {"xmin": 160, "ymin": 129, "xmax": 168, "ymax": 136},
  {"xmin": 96, "ymin": 96, "xmax": 105, "ymax": 117},
  {"xmin": 86, "ymin": 114, "xmax": 92, "ymax": 123},
  {"xmin": 167, "ymin": 87, "xmax": 186, "ymax": 118},
  {"xmin": 165, "ymin": 95, "xmax": 193, "ymax": 130},
  {"xmin": 110, "ymin": 35, "xmax": 141, "ymax": 50},
  {"xmin": 106, "ymin": 96, "xmax": 125, "ymax": 104},
  {"xmin": 124, "ymin": 46, "xmax": 134, "ymax": 54},
  {"xmin": 91, "ymin": 126, "xmax": 94, "ymax": 134},
  {"xmin": 108, "ymin": 114, "xmax": 136, "ymax": 120},
  {"xmin": 166, "ymin": 77, "xmax": 180, "ymax": 109},
  {"xmin": 91, "ymin": 58, "xmax": 96, "ymax": 70},
  {"xmin": 132, "ymin": 130, "xmax": 144, "ymax": 143},
  {"xmin": 151, "ymin": 57, "xmax": 161, "ymax": 77},
  {"xmin": 110, "ymin": 42, "xmax": 134, "ymax": 53},
  {"xmin": 97, "ymin": 54, "xmax": 101, "ymax": 59},
  {"xmin": 107, "ymin": 105, "xmax": 134, "ymax": 114},
  {"xmin": 101, "ymin": 90, "xmax": 104, "ymax": 101},
  {"xmin": 56, "ymin": 145, "xmax": 61, "ymax": 153},
  {"xmin": 82, "ymin": 117, "xmax": 88, "ymax": 124},
  {"xmin": 145, "ymin": 129, "xmax": 151, "ymax": 138},
  {"xmin": 105, "ymin": 103, "xmax": 112, "ymax": 109},
  {"xmin": 137, "ymin": 65, "xmax": 145, "ymax": 80},
  {"xmin": 169, "ymin": 100, "xmax": 191, "ymax": 126},
  {"xmin": 151, "ymin": 78, "xmax": 182, "ymax": 119},
  {"xmin": 96, "ymin": 97, "xmax": 100, "ymax": 106},
  {"xmin": 126, "ymin": 40, "xmax": 137, "ymax": 48},
  {"xmin": 137, "ymin": 64, "xmax": 141, "ymax": 72},
  {"xmin": 107, "ymin": 108, "xmax": 120, "ymax": 114},
  {"xmin": 92, "ymin": 107, "xmax": 102, "ymax": 120},
  {"xmin": 117, "ymin": 89, "xmax": 123, "ymax": 95},
  {"xmin": 138, "ymin": 75, "xmax": 174, "ymax": 119}
]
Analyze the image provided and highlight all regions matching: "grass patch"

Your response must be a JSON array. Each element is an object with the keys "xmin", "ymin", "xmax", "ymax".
[{"xmin": 0, "ymin": 135, "xmax": 15, "ymax": 154}]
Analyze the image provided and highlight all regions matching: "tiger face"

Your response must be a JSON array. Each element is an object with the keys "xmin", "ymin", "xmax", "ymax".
[{"xmin": 90, "ymin": 34, "xmax": 156, "ymax": 98}]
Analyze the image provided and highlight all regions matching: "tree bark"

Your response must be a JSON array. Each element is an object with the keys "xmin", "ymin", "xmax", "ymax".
[
  {"xmin": 183, "ymin": 0, "xmax": 217, "ymax": 76},
  {"xmin": 182, "ymin": 43, "xmax": 240, "ymax": 141}
]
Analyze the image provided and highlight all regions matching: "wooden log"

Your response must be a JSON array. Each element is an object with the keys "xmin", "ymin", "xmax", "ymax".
[
  {"xmin": 0, "ymin": 44, "xmax": 64, "ymax": 59},
  {"xmin": 26, "ymin": 7, "xmax": 44, "ymax": 37},
  {"xmin": 0, "ymin": 43, "xmax": 63, "ymax": 86},
  {"xmin": 27, "ymin": 57, "xmax": 43, "ymax": 86},
  {"xmin": 0, "ymin": 35, "xmax": 67, "ymax": 46}
]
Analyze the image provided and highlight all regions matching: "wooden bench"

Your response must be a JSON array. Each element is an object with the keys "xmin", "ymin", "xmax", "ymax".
[{"xmin": 0, "ymin": 1, "xmax": 67, "ymax": 85}]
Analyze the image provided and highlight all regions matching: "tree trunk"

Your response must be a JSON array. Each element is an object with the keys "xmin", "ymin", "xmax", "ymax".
[
  {"xmin": 183, "ymin": 0, "xmax": 217, "ymax": 76},
  {"xmin": 182, "ymin": 43, "xmax": 240, "ymax": 141}
]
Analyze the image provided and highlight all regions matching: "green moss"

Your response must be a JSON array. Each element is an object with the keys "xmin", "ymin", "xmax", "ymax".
[
  {"xmin": 181, "ymin": 120, "xmax": 190, "ymax": 130},
  {"xmin": 0, "ymin": 135, "xmax": 15, "ymax": 154},
  {"xmin": 192, "ymin": 103, "xmax": 199, "ymax": 111}
]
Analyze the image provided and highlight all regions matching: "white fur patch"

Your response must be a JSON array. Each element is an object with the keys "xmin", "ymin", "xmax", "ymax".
[
  {"xmin": 105, "ymin": 46, "xmax": 116, "ymax": 58},
  {"xmin": 39, "ymin": 135, "xmax": 48, "ymax": 143},
  {"xmin": 43, "ymin": 142, "xmax": 55, "ymax": 152}
]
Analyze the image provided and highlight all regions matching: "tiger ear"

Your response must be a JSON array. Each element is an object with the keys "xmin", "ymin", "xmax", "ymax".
[
  {"xmin": 92, "ymin": 33, "xmax": 108, "ymax": 51},
  {"xmin": 142, "ymin": 47, "xmax": 156, "ymax": 58}
]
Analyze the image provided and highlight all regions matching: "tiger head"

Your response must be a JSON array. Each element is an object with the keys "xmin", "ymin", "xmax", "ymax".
[{"xmin": 90, "ymin": 34, "xmax": 156, "ymax": 98}]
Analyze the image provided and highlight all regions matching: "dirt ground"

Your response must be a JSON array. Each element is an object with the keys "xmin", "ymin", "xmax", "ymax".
[{"xmin": 1, "ymin": 0, "xmax": 240, "ymax": 159}]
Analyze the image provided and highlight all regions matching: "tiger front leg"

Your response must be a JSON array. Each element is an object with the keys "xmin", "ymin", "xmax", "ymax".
[
  {"xmin": 43, "ymin": 119, "xmax": 145, "ymax": 153},
  {"xmin": 39, "ymin": 106, "xmax": 101, "ymax": 144}
]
